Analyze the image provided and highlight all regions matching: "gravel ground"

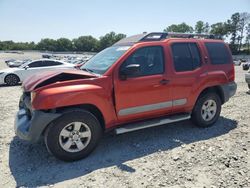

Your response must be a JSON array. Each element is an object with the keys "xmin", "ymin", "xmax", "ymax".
[{"xmin": 0, "ymin": 52, "xmax": 249, "ymax": 188}]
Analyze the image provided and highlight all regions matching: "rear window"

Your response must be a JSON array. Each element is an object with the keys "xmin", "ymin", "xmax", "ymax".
[{"xmin": 205, "ymin": 42, "xmax": 231, "ymax": 64}]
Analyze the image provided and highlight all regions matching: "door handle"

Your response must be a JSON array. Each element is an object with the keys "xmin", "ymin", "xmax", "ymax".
[{"xmin": 159, "ymin": 79, "xmax": 170, "ymax": 85}]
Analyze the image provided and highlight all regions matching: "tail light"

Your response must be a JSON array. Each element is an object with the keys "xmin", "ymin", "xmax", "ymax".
[{"xmin": 229, "ymin": 63, "xmax": 235, "ymax": 82}]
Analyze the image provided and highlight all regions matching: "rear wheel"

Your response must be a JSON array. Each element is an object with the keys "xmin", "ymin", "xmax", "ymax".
[
  {"xmin": 191, "ymin": 92, "xmax": 221, "ymax": 127},
  {"xmin": 44, "ymin": 109, "xmax": 103, "ymax": 161},
  {"xmin": 5, "ymin": 74, "xmax": 19, "ymax": 86}
]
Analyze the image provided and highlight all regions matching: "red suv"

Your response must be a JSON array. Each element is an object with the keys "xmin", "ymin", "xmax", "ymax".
[{"xmin": 15, "ymin": 32, "xmax": 237, "ymax": 161}]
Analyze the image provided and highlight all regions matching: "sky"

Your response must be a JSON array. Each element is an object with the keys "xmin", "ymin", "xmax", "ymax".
[{"xmin": 0, "ymin": 0, "xmax": 249, "ymax": 42}]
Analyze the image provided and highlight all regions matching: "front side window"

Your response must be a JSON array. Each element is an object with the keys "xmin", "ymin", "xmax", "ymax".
[
  {"xmin": 81, "ymin": 46, "xmax": 131, "ymax": 75},
  {"xmin": 120, "ymin": 46, "xmax": 164, "ymax": 77},
  {"xmin": 171, "ymin": 43, "xmax": 201, "ymax": 72},
  {"xmin": 205, "ymin": 42, "xmax": 230, "ymax": 64}
]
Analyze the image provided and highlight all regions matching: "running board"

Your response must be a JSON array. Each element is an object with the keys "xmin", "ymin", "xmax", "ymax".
[{"xmin": 115, "ymin": 113, "xmax": 191, "ymax": 134}]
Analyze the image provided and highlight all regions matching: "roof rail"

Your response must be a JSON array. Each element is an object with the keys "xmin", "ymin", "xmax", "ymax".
[{"xmin": 140, "ymin": 32, "xmax": 219, "ymax": 42}]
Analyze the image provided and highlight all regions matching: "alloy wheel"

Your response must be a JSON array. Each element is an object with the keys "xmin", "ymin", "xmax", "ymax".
[
  {"xmin": 59, "ymin": 122, "xmax": 92, "ymax": 152},
  {"xmin": 201, "ymin": 99, "xmax": 217, "ymax": 121}
]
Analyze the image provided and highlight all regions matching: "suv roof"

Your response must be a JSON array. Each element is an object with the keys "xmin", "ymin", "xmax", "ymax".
[{"xmin": 113, "ymin": 32, "xmax": 221, "ymax": 46}]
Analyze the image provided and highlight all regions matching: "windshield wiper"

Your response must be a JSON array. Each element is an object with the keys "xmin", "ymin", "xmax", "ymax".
[
  {"xmin": 81, "ymin": 68, "xmax": 101, "ymax": 76},
  {"xmin": 82, "ymin": 68, "xmax": 94, "ymax": 73}
]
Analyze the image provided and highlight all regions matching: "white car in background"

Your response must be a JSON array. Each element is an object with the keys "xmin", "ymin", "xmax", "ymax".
[{"xmin": 0, "ymin": 59, "xmax": 76, "ymax": 86}]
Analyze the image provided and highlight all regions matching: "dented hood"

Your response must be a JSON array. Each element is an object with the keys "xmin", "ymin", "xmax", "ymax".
[{"xmin": 23, "ymin": 69, "xmax": 97, "ymax": 91}]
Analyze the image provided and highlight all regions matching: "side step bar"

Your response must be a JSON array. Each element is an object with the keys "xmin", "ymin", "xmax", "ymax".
[{"xmin": 115, "ymin": 113, "xmax": 191, "ymax": 134}]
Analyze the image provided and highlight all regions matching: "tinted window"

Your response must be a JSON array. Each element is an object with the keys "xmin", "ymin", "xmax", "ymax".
[
  {"xmin": 189, "ymin": 43, "xmax": 201, "ymax": 69},
  {"xmin": 171, "ymin": 43, "xmax": 201, "ymax": 72},
  {"xmin": 42, "ymin": 61, "xmax": 62, "ymax": 66},
  {"xmin": 121, "ymin": 46, "xmax": 164, "ymax": 77},
  {"xmin": 205, "ymin": 42, "xmax": 230, "ymax": 64},
  {"xmin": 28, "ymin": 61, "xmax": 43, "ymax": 67}
]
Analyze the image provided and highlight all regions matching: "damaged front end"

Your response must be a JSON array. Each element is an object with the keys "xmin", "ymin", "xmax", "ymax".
[
  {"xmin": 15, "ymin": 70, "xmax": 97, "ymax": 142},
  {"xmin": 15, "ymin": 92, "xmax": 61, "ymax": 142},
  {"xmin": 23, "ymin": 69, "xmax": 97, "ymax": 91}
]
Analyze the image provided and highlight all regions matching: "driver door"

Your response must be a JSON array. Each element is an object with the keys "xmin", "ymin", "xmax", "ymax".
[{"xmin": 114, "ymin": 45, "xmax": 172, "ymax": 123}]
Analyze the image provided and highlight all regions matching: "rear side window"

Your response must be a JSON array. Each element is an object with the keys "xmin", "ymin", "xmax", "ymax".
[
  {"xmin": 42, "ymin": 61, "xmax": 62, "ymax": 66},
  {"xmin": 205, "ymin": 42, "xmax": 230, "ymax": 64},
  {"xmin": 49, "ymin": 61, "xmax": 63, "ymax": 66},
  {"xmin": 171, "ymin": 43, "xmax": 201, "ymax": 72},
  {"xmin": 28, "ymin": 61, "xmax": 43, "ymax": 67}
]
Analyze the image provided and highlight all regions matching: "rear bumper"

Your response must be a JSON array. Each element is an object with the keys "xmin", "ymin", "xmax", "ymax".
[
  {"xmin": 221, "ymin": 81, "xmax": 237, "ymax": 103},
  {"xmin": 14, "ymin": 95, "xmax": 61, "ymax": 143}
]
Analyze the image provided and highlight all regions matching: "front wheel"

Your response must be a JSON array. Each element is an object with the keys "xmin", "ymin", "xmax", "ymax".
[
  {"xmin": 191, "ymin": 92, "xmax": 221, "ymax": 127},
  {"xmin": 5, "ymin": 74, "xmax": 20, "ymax": 86},
  {"xmin": 44, "ymin": 109, "xmax": 103, "ymax": 161}
]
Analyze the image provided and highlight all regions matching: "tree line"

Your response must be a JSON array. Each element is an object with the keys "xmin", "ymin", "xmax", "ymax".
[
  {"xmin": 164, "ymin": 12, "xmax": 250, "ymax": 54},
  {"xmin": 0, "ymin": 12, "xmax": 249, "ymax": 54},
  {"xmin": 0, "ymin": 32, "xmax": 126, "ymax": 52}
]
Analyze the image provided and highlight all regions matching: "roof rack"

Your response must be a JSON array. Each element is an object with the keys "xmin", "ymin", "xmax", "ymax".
[
  {"xmin": 169, "ymin": 32, "xmax": 216, "ymax": 39},
  {"xmin": 140, "ymin": 32, "xmax": 219, "ymax": 42},
  {"xmin": 113, "ymin": 32, "xmax": 220, "ymax": 46}
]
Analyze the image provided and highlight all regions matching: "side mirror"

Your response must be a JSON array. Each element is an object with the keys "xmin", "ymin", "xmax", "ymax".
[
  {"xmin": 120, "ymin": 64, "xmax": 140, "ymax": 80},
  {"xmin": 24, "ymin": 65, "xmax": 29, "ymax": 70}
]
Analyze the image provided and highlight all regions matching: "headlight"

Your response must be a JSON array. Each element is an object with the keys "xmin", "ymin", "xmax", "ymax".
[{"xmin": 31, "ymin": 91, "xmax": 36, "ymax": 102}]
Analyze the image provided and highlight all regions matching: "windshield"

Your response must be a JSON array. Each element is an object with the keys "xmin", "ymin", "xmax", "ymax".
[{"xmin": 81, "ymin": 46, "xmax": 131, "ymax": 75}]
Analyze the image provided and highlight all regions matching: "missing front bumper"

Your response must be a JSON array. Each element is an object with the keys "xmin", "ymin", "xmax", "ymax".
[{"xmin": 14, "ymin": 108, "xmax": 61, "ymax": 143}]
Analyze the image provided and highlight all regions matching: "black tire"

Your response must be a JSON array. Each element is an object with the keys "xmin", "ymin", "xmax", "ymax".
[
  {"xmin": 243, "ymin": 65, "xmax": 249, "ymax": 71},
  {"xmin": 44, "ymin": 109, "xmax": 103, "ymax": 161},
  {"xmin": 191, "ymin": 92, "xmax": 221, "ymax": 127},
  {"xmin": 5, "ymin": 74, "xmax": 20, "ymax": 86}
]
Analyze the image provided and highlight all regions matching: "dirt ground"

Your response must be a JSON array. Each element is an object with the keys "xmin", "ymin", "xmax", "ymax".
[{"xmin": 0, "ymin": 52, "xmax": 249, "ymax": 188}]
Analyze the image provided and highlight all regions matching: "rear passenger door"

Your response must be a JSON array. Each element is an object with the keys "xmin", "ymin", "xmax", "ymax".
[{"xmin": 169, "ymin": 41, "xmax": 205, "ymax": 112}]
